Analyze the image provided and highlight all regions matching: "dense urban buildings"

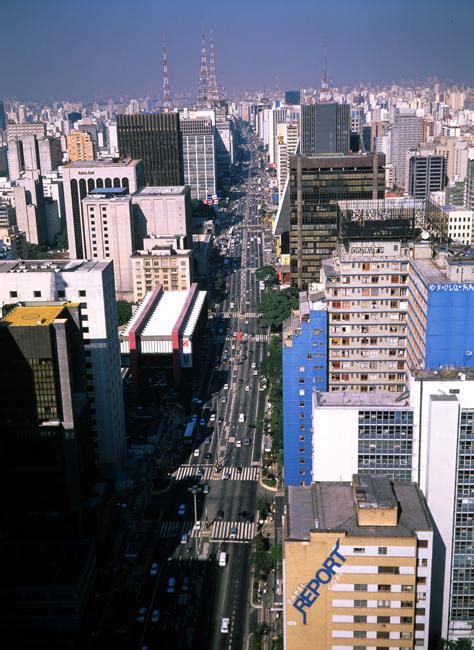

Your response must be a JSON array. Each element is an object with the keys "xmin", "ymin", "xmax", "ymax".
[{"xmin": 117, "ymin": 112, "xmax": 184, "ymax": 186}]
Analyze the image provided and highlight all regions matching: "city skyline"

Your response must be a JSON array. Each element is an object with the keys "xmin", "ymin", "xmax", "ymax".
[{"xmin": 1, "ymin": 0, "xmax": 474, "ymax": 101}]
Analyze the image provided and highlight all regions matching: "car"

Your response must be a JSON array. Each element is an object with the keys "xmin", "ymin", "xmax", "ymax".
[
  {"xmin": 203, "ymin": 483, "xmax": 210, "ymax": 494},
  {"xmin": 204, "ymin": 436, "xmax": 212, "ymax": 444},
  {"xmin": 230, "ymin": 526, "xmax": 238, "ymax": 539},
  {"xmin": 221, "ymin": 617, "xmax": 230, "ymax": 633},
  {"xmin": 151, "ymin": 609, "xmax": 160, "ymax": 623},
  {"xmin": 200, "ymin": 418, "xmax": 206, "ymax": 426},
  {"xmin": 191, "ymin": 414, "xmax": 198, "ymax": 422},
  {"xmin": 221, "ymin": 397, "xmax": 227, "ymax": 404},
  {"xmin": 182, "ymin": 577, "xmax": 190, "ymax": 592},
  {"xmin": 209, "ymin": 413, "xmax": 216, "ymax": 422},
  {"xmin": 253, "ymin": 370, "xmax": 258, "ymax": 376},
  {"xmin": 196, "ymin": 467, "xmax": 204, "ymax": 477},
  {"xmin": 236, "ymin": 440, "xmax": 242, "ymax": 448},
  {"xmin": 223, "ymin": 383, "xmax": 229, "ymax": 391},
  {"xmin": 192, "ymin": 397, "xmax": 203, "ymax": 404},
  {"xmin": 150, "ymin": 562, "xmax": 159, "ymax": 576},
  {"xmin": 178, "ymin": 504, "xmax": 186, "ymax": 516},
  {"xmin": 245, "ymin": 437, "xmax": 251, "ymax": 446},
  {"xmin": 181, "ymin": 533, "xmax": 189, "ymax": 545},
  {"xmin": 245, "ymin": 385, "xmax": 250, "ymax": 391},
  {"xmin": 167, "ymin": 577, "xmax": 175, "ymax": 593},
  {"xmin": 223, "ymin": 471, "xmax": 230, "ymax": 480},
  {"xmin": 193, "ymin": 449, "xmax": 200, "ymax": 457},
  {"xmin": 239, "ymin": 413, "xmax": 245, "ymax": 423},
  {"xmin": 204, "ymin": 452, "xmax": 212, "ymax": 460},
  {"xmin": 245, "ymin": 319, "xmax": 249, "ymax": 324},
  {"xmin": 217, "ymin": 510, "xmax": 224, "ymax": 520},
  {"xmin": 137, "ymin": 607, "xmax": 147, "ymax": 623},
  {"xmin": 251, "ymin": 362, "xmax": 256, "ymax": 369}
]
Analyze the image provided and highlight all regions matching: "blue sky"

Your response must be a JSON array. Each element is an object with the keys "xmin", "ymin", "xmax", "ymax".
[{"xmin": 1, "ymin": 0, "xmax": 473, "ymax": 100}]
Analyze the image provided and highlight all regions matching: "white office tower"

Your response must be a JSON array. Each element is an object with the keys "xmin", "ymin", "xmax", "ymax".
[
  {"xmin": 390, "ymin": 109, "xmax": 423, "ymax": 190},
  {"xmin": 180, "ymin": 114, "xmax": 216, "ymax": 200},
  {"xmin": 276, "ymin": 122, "xmax": 299, "ymax": 197},
  {"xmin": 0, "ymin": 259, "xmax": 126, "ymax": 479},
  {"xmin": 312, "ymin": 368, "xmax": 474, "ymax": 642}
]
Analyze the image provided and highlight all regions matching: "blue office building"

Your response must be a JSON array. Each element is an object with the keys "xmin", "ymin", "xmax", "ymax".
[
  {"xmin": 282, "ymin": 292, "xmax": 327, "ymax": 486},
  {"xmin": 408, "ymin": 244, "xmax": 474, "ymax": 371}
]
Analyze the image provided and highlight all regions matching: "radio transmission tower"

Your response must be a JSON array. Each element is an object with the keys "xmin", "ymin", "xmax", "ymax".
[
  {"xmin": 197, "ymin": 33, "xmax": 209, "ymax": 108},
  {"xmin": 162, "ymin": 39, "xmax": 171, "ymax": 112},
  {"xmin": 208, "ymin": 30, "xmax": 219, "ymax": 106}
]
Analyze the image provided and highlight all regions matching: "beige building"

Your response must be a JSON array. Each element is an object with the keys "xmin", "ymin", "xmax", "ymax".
[
  {"xmin": 284, "ymin": 475, "xmax": 434, "ymax": 650},
  {"xmin": 0, "ymin": 224, "xmax": 27, "ymax": 259},
  {"xmin": 67, "ymin": 130, "xmax": 95, "ymax": 162},
  {"xmin": 132, "ymin": 236, "xmax": 193, "ymax": 301},
  {"xmin": 276, "ymin": 122, "xmax": 299, "ymax": 197},
  {"xmin": 81, "ymin": 189, "xmax": 134, "ymax": 299}
]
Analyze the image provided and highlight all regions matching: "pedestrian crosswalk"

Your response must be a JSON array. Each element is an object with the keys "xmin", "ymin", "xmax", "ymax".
[
  {"xmin": 243, "ymin": 312, "xmax": 258, "ymax": 318},
  {"xmin": 173, "ymin": 464, "xmax": 213, "ymax": 481},
  {"xmin": 219, "ymin": 466, "xmax": 260, "ymax": 481},
  {"xmin": 211, "ymin": 520, "xmax": 256, "ymax": 543},
  {"xmin": 254, "ymin": 333, "xmax": 268, "ymax": 342},
  {"xmin": 158, "ymin": 520, "xmax": 193, "ymax": 539}
]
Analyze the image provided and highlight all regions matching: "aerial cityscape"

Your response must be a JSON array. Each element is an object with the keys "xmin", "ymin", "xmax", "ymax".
[{"xmin": 1, "ymin": 1, "xmax": 474, "ymax": 649}]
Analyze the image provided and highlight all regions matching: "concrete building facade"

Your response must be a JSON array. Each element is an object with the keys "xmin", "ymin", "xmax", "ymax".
[
  {"xmin": 67, "ymin": 130, "xmax": 95, "ymax": 162},
  {"xmin": 180, "ymin": 114, "xmax": 216, "ymax": 200},
  {"xmin": 132, "ymin": 238, "xmax": 193, "ymax": 301}
]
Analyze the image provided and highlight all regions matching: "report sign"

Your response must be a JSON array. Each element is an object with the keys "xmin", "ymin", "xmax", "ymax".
[{"xmin": 292, "ymin": 539, "xmax": 346, "ymax": 625}]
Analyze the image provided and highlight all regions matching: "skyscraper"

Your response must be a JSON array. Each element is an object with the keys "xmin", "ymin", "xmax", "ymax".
[
  {"xmin": 0, "ymin": 259, "xmax": 126, "ymax": 479},
  {"xmin": 67, "ymin": 130, "xmax": 95, "ymax": 161},
  {"xmin": 300, "ymin": 103, "xmax": 350, "ymax": 155},
  {"xmin": 390, "ymin": 109, "xmax": 423, "ymax": 190},
  {"xmin": 465, "ymin": 158, "xmax": 474, "ymax": 211},
  {"xmin": 117, "ymin": 112, "xmax": 184, "ymax": 187},
  {"xmin": 289, "ymin": 153, "xmax": 385, "ymax": 289},
  {"xmin": 408, "ymin": 151, "xmax": 446, "ymax": 199},
  {"xmin": 180, "ymin": 113, "xmax": 216, "ymax": 200},
  {"xmin": 0, "ymin": 100, "xmax": 6, "ymax": 132}
]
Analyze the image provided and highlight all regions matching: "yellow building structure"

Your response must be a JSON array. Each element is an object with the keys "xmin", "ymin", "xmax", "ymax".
[{"xmin": 284, "ymin": 475, "xmax": 434, "ymax": 650}]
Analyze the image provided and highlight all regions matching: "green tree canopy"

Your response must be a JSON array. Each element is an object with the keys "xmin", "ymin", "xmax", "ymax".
[
  {"xmin": 117, "ymin": 300, "xmax": 133, "ymax": 326},
  {"xmin": 258, "ymin": 287, "xmax": 299, "ymax": 331},
  {"xmin": 256, "ymin": 265, "xmax": 278, "ymax": 286}
]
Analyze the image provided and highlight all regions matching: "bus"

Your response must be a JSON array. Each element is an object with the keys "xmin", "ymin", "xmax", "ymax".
[{"xmin": 183, "ymin": 420, "xmax": 195, "ymax": 443}]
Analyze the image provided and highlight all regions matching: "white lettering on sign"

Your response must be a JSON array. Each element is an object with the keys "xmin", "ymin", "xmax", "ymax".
[{"xmin": 429, "ymin": 283, "xmax": 474, "ymax": 292}]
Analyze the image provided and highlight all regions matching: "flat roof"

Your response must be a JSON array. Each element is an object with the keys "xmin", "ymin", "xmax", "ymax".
[
  {"xmin": 184, "ymin": 290, "xmax": 206, "ymax": 337},
  {"xmin": 133, "ymin": 186, "xmax": 187, "ymax": 197},
  {"xmin": 142, "ymin": 291, "xmax": 189, "ymax": 337},
  {"xmin": 64, "ymin": 159, "xmax": 141, "ymax": 168},
  {"xmin": 316, "ymin": 390, "xmax": 409, "ymax": 408},
  {"xmin": 3, "ymin": 304, "xmax": 68, "ymax": 327},
  {"xmin": 0, "ymin": 259, "xmax": 111, "ymax": 274},
  {"xmin": 89, "ymin": 187, "xmax": 128, "ymax": 196},
  {"xmin": 286, "ymin": 480, "xmax": 432, "ymax": 540}
]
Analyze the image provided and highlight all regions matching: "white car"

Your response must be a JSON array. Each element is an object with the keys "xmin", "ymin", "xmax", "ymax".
[
  {"xmin": 209, "ymin": 414, "xmax": 216, "ymax": 422},
  {"xmin": 223, "ymin": 383, "xmax": 229, "ymax": 391},
  {"xmin": 253, "ymin": 370, "xmax": 258, "ymax": 376},
  {"xmin": 223, "ymin": 471, "xmax": 230, "ymax": 480},
  {"xmin": 193, "ymin": 449, "xmax": 200, "ymax": 457},
  {"xmin": 221, "ymin": 617, "xmax": 230, "ymax": 633},
  {"xmin": 236, "ymin": 440, "xmax": 242, "ymax": 448},
  {"xmin": 245, "ymin": 385, "xmax": 250, "ymax": 391},
  {"xmin": 251, "ymin": 362, "xmax": 256, "ymax": 369}
]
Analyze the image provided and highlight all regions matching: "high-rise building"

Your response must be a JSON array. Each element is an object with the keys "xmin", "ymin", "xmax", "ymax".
[
  {"xmin": 276, "ymin": 122, "xmax": 299, "ymax": 196},
  {"xmin": 214, "ymin": 106, "xmax": 234, "ymax": 187},
  {"xmin": 37, "ymin": 136, "xmax": 63, "ymax": 174},
  {"xmin": 0, "ymin": 100, "xmax": 6, "ymax": 132},
  {"xmin": 300, "ymin": 103, "xmax": 350, "ymax": 155},
  {"xmin": 465, "ymin": 159, "xmax": 474, "ymax": 211},
  {"xmin": 117, "ymin": 112, "xmax": 184, "ymax": 187},
  {"xmin": 407, "ymin": 151, "xmax": 446, "ymax": 200},
  {"xmin": 180, "ymin": 114, "xmax": 216, "ymax": 200},
  {"xmin": 131, "ymin": 238, "xmax": 193, "ymax": 300},
  {"xmin": 67, "ymin": 130, "xmax": 95, "ymax": 162},
  {"xmin": 14, "ymin": 173, "xmax": 48, "ymax": 245},
  {"xmin": 390, "ymin": 109, "xmax": 423, "ymax": 190},
  {"xmin": 311, "ymin": 368, "xmax": 474, "ymax": 641},
  {"xmin": 0, "ymin": 259, "xmax": 126, "ymax": 478},
  {"xmin": 285, "ymin": 90, "xmax": 300, "ymax": 106},
  {"xmin": 81, "ymin": 188, "xmax": 134, "ymax": 299},
  {"xmin": 0, "ymin": 303, "xmax": 94, "ymax": 533},
  {"xmin": 7, "ymin": 123, "xmax": 46, "ymax": 139},
  {"xmin": 284, "ymin": 474, "xmax": 434, "ymax": 649},
  {"xmin": 62, "ymin": 159, "xmax": 144, "ymax": 258},
  {"xmin": 289, "ymin": 153, "xmax": 385, "ymax": 289}
]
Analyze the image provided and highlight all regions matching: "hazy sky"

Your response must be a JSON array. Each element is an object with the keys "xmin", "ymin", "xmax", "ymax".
[{"xmin": 1, "ymin": 0, "xmax": 473, "ymax": 101}]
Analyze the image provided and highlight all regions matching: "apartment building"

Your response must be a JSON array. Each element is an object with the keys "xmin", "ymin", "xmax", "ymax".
[
  {"xmin": 284, "ymin": 474, "xmax": 434, "ymax": 649},
  {"xmin": 132, "ymin": 238, "xmax": 193, "ymax": 301}
]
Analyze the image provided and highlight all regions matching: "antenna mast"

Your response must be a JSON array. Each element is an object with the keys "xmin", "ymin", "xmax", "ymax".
[
  {"xmin": 197, "ymin": 33, "xmax": 209, "ymax": 108},
  {"xmin": 208, "ymin": 30, "xmax": 219, "ymax": 106},
  {"xmin": 163, "ymin": 38, "xmax": 171, "ymax": 112}
]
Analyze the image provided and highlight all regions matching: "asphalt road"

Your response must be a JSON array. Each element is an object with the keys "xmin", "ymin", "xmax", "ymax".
[{"xmin": 130, "ymin": 131, "xmax": 272, "ymax": 650}]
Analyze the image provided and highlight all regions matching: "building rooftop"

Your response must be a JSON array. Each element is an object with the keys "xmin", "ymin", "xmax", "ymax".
[
  {"xmin": 133, "ymin": 186, "xmax": 187, "ymax": 197},
  {"xmin": 286, "ymin": 480, "xmax": 432, "ymax": 541},
  {"xmin": 0, "ymin": 259, "xmax": 110, "ymax": 274},
  {"xmin": 411, "ymin": 366, "xmax": 474, "ymax": 381},
  {"xmin": 142, "ymin": 291, "xmax": 189, "ymax": 337},
  {"xmin": 3, "ymin": 304, "xmax": 70, "ymax": 327},
  {"xmin": 315, "ymin": 390, "xmax": 410, "ymax": 408},
  {"xmin": 64, "ymin": 159, "xmax": 141, "ymax": 168}
]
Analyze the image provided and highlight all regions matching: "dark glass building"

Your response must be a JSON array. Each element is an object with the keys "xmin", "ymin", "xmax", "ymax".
[
  {"xmin": 0, "ymin": 303, "xmax": 94, "ymax": 537},
  {"xmin": 117, "ymin": 112, "xmax": 184, "ymax": 187},
  {"xmin": 289, "ymin": 153, "xmax": 386, "ymax": 289},
  {"xmin": 285, "ymin": 90, "xmax": 301, "ymax": 106},
  {"xmin": 300, "ymin": 103, "xmax": 350, "ymax": 155},
  {"xmin": 408, "ymin": 153, "xmax": 446, "ymax": 200}
]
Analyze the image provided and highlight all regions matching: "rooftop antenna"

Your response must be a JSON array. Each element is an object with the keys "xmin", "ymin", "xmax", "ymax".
[
  {"xmin": 163, "ymin": 38, "xmax": 171, "ymax": 112},
  {"xmin": 208, "ymin": 30, "xmax": 219, "ymax": 106},
  {"xmin": 197, "ymin": 33, "xmax": 210, "ymax": 108}
]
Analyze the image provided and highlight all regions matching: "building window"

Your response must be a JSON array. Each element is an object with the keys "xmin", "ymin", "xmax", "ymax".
[
  {"xmin": 378, "ymin": 566, "xmax": 399, "ymax": 574},
  {"xmin": 353, "ymin": 547, "xmax": 365, "ymax": 554},
  {"xmin": 33, "ymin": 290, "xmax": 42, "ymax": 297},
  {"xmin": 354, "ymin": 631, "xmax": 367, "ymax": 638},
  {"xmin": 9, "ymin": 290, "xmax": 18, "ymax": 298},
  {"xmin": 418, "ymin": 540, "xmax": 428, "ymax": 548},
  {"xmin": 299, "ymin": 366, "xmax": 305, "ymax": 372},
  {"xmin": 299, "ymin": 378, "xmax": 305, "ymax": 384},
  {"xmin": 354, "ymin": 615, "xmax": 367, "ymax": 623},
  {"xmin": 354, "ymin": 584, "xmax": 368, "ymax": 591},
  {"xmin": 79, "ymin": 290, "xmax": 86, "ymax": 297},
  {"xmin": 378, "ymin": 546, "xmax": 387, "ymax": 555},
  {"xmin": 377, "ymin": 615, "xmax": 390, "ymax": 623},
  {"xmin": 354, "ymin": 600, "xmax": 367, "ymax": 607},
  {"xmin": 378, "ymin": 585, "xmax": 391, "ymax": 592},
  {"xmin": 57, "ymin": 290, "xmax": 65, "ymax": 298}
]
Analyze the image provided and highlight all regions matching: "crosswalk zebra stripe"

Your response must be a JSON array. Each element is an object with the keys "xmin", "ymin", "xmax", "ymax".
[
  {"xmin": 173, "ymin": 464, "xmax": 213, "ymax": 481},
  {"xmin": 219, "ymin": 467, "xmax": 260, "ymax": 481},
  {"xmin": 210, "ymin": 520, "xmax": 256, "ymax": 542},
  {"xmin": 255, "ymin": 334, "xmax": 268, "ymax": 342},
  {"xmin": 158, "ymin": 520, "xmax": 193, "ymax": 539}
]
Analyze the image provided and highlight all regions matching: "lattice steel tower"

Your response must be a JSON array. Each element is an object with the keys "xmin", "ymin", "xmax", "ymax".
[
  {"xmin": 197, "ymin": 33, "xmax": 210, "ymax": 108},
  {"xmin": 162, "ymin": 39, "xmax": 171, "ymax": 112},
  {"xmin": 208, "ymin": 30, "xmax": 219, "ymax": 106}
]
